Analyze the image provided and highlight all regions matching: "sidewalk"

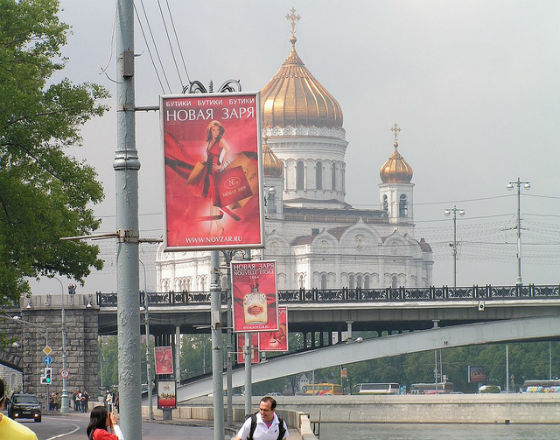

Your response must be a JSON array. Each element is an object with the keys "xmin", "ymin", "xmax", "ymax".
[{"xmin": 144, "ymin": 414, "xmax": 302, "ymax": 439}]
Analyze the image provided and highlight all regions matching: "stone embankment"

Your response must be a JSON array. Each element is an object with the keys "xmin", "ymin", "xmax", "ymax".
[{"xmin": 175, "ymin": 393, "xmax": 560, "ymax": 424}]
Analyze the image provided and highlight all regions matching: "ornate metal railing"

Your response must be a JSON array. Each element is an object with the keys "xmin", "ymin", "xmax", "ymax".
[{"xmin": 96, "ymin": 284, "xmax": 560, "ymax": 307}]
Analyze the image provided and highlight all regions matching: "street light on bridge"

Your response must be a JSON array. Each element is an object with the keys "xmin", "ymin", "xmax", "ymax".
[
  {"xmin": 444, "ymin": 206, "xmax": 465, "ymax": 292},
  {"xmin": 507, "ymin": 178, "xmax": 530, "ymax": 286},
  {"xmin": 53, "ymin": 277, "xmax": 69, "ymax": 414}
]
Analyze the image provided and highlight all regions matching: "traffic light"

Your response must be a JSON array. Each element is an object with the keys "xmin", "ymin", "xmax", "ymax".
[{"xmin": 40, "ymin": 367, "xmax": 52, "ymax": 384}]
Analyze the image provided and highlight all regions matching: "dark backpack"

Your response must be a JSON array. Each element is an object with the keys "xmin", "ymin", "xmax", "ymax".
[{"xmin": 247, "ymin": 412, "xmax": 286, "ymax": 440}]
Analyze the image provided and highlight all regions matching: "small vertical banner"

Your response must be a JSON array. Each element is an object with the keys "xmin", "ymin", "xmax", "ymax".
[
  {"xmin": 236, "ymin": 333, "xmax": 259, "ymax": 364},
  {"xmin": 161, "ymin": 92, "xmax": 264, "ymax": 251},
  {"xmin": 231, "ymin": 260, "xmax": 278, "ymax": 332},
  {"xmin": 157, "ymin": 380, "xmax": 176, "ymax": 409},
  {"xmin": 154, "ymin": 346, "xmax": 174, "ymax": 375},
  {"xmin": 259, "ymin": 307, "xmax": 288, "ymax": 352}
]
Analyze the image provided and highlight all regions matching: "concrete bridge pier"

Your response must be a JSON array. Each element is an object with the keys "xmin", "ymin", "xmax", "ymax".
[{"xmin": 12, "ymin": 295, "xmax": 98, "ymax": 405}]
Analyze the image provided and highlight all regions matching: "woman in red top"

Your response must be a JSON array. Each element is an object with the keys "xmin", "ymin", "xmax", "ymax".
[{"xmin": 86, "ymin": 405, "xmax": 123, "ymax": 440}]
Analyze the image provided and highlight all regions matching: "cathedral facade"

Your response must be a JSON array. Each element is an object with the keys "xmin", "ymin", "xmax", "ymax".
[{"xmin": 156, "ymin": 32, "xmax": 433, "ymax": 292}]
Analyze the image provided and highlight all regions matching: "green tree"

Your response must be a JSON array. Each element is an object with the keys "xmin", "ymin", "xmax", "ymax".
[
  {"xmin": 0, "ymin": 0, "xmax": 109, "ymax": 302},
  {"xmin": 99, "ymin": 336, "xmax": 118, "ymax": 389}
]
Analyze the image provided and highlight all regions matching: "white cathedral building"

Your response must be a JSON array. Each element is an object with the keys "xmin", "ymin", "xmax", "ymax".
[{"xmin": 156, "ymin": 31, "xmax": 433, "ymax": 292}]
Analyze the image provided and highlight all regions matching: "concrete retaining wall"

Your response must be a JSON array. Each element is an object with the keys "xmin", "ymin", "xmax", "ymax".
[
  {"xmin": 182, "ymin": 394, "xmax": 560, "ymax": 424},
  {"xmin": 274, "ymin": 394, "xmax": 560, "ymax": 424}
]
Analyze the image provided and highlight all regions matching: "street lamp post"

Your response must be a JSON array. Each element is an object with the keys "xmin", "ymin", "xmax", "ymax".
[
  {"xmin": 443, "ymin": 206, "xmax": 465, "ymax": 291},
  {"xmin": 139, "ymin": 259, "xmax": 153, "ymax": 420},
  {"xmin": 53, "ymin": 277, "xmax": 69, "ymax": 413},
  {"xmin": 507, "ymin": 178, "xmax": 530, "ymax": 285}
]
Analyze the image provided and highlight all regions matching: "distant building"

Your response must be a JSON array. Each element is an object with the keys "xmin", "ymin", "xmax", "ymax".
[{"xmin": 156, "ymin": 22, "xmax": 433, "ymax": 291}]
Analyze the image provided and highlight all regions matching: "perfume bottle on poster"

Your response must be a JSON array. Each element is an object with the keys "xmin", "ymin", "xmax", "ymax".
[{"xmin": 243, "ymin": 281, "xmax": 268, "ymax": 325}]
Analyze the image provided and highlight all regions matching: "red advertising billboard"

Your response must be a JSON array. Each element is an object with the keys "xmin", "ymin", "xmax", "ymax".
[
  {"xmin": 157, "ymin": 380, "xmax": 176, "ymax": 409},
  {"xmin": 259, "ymin": 307, "xmax": 288, "ymax": 352},
  {"xmin": 161, "ymin": 93, "xmax": 264, "ymax": 251},
  {"xmin": 468, "ymin": 365, "xmax": 487, "ymax": 383},
  {"xmin": 154, "ymin": 346, "xmax": 173, "ymax": 375},
  {"xmin": 236, "ymin": 333, "xmax": 259, "ymax": 364},
  {"xmin": 231, "ymin": 261, "xmax": 278, "ymax": 332}
]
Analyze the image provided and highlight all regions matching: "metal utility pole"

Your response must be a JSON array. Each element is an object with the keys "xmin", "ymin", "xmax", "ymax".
[
  {"xmin": 210, "ymin": 251, "xmax": 224, "ymax": 440},
  {"xmin": 244, "ymin": 333, "xmax": 252, "ymax": 416},
  {"xmin": 505, "ymin": 344, "xmax": 509, "ymax": 392},
  {"xmin": 507, "ymin": 178, "xmax": 530, "ymax": 286},
  {"xmin": 115, "ymin": 1, "xmax": 142, "ymax": 439},
  {"xmin": 139, "ymin": 259, "xmax": 153, "ymax": 419},
  {"xmin": 444, "ymin": 206, "xmax": 465, "ymax": 291},
  {"xmin": 223, "ymin": 251, "xmax": 234, "ymax": 426},
  {"xmin": 53, "ymin": 277, "xmax": 69, "ymax": 413},
  {"xmin": 145, "ymin": 294, "xmax": 153, "ymax": 420}
]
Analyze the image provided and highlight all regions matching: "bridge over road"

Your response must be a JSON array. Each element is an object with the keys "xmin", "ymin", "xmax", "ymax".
[
  {"xmin": 96, "ymin": 284, "xmax": 560, "ymax": 337},
  {"xmin": 2, "ymin": 284, "xmax": 559, "ymax": 399},
  {"xmin": 175, "ymin": 315, "xmax": 560, "ymax": 402}
]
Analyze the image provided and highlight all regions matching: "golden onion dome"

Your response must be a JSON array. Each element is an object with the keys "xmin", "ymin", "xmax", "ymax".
[
  {"xmin": 262, "ymin": 138, "xmax": 283, "ymax": 177},
  {"xmin": 380, "ymin": 141, "xmax": 413, "ymax": 184},
  {"xmin": 261, "ymin": 35, "xmax": 343, "ymax": 129}
]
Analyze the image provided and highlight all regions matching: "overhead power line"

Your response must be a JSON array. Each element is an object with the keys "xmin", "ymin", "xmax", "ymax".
[
  {"xmin": 164, "ymin": 0, "xmax": 191, "ymax": 85},
  {"xmin": 157, "ymin": 0, "xmax": 185, "ymax": 91},
  {"xmin": 136, "ymin": 0, "xmax": 172, "ymax": 93}
]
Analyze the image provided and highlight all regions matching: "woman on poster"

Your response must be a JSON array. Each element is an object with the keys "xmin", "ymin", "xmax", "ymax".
[{"xmin": 186, "ymin": 120, "xmax": 233, "ymax": 234}]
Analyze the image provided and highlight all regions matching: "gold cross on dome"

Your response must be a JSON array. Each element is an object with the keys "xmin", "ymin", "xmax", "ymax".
[
  {"xmin": 391, "ymin": 123, "xmax": 401, "ymax": 145},
  {"xmin": 286, "ymin": 8, "xmax": 300, "ymax": 40}
]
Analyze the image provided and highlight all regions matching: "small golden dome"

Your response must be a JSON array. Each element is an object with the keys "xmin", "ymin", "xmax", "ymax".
[
  {"xmin": 380, "ymin": 142, "xmax": 413, "ymax": 184},
  {"xmin": 261, "ymin": 37, "xmax": 343, "ymax": 129},
  {"xmin": 262, "ymin": 139, "xmax": 283, "ymax": 177}
]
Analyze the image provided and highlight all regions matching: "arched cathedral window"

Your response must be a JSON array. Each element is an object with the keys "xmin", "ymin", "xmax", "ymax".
[
  {"xmin": 383, "ymin": 194, "xmax": 388, "ymax": 212},
  {"xmin": 316, "ymin": 161, "xmax": 322, "ymax": 190},
  {"xmin": 267, "ymin": 190, "xmax": 276, "ymax": 213},
  {"xmin": 321, "ymin": 273, "xmax": 327, "ymax": 289},
  {"xmin": 349, "ymin": 274, "xmax": 355, "ymax": 289},
  {"xmin": 296, "ymin": 161, "xmax": 304, "ymax": 190},
  {"xmin": 331, "ymin": 163, "xmax": 336, "ymax": 190},
  {"xmin": 399, "ymin": 194, "xmax": 408, "ymax": 217}
]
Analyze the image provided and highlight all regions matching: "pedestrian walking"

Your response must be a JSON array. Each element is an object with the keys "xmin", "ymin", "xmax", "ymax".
[
  {"xmin": 233, "ymin": 396, "xmax": 288, "ymax": 440},
  {"xmin": 0, "ymin": 378, "xmax": 38, "ymax": 439},
  {"xmin": 86, "ymin": 405, "xmax": 123, "ymax": 440},
  {"xmin": 73, "ymin": 390, "xmax": 80, "ymax": 411}
]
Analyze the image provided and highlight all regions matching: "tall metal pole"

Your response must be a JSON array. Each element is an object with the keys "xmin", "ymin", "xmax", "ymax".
[
  {"xmin": 243, "ymin": 250, "xmax": 252, "ymax": 416},
  {"xmin": 244, "ymin": 333, "xmax": 252, "ymax": 416},
  {"xmin": 224, "ymin": 252, "xmax": 233, "ymax": 426},
  {"xmin": 53, "ymin": 277, "xmax": 69, "ymax": 413},
  {"xmin": 505, "ymin": 344, "xmax": 509, "ymax": 393},
  {"xmin": 175, "ymin": 325, "xmax": 181, "ymax": 391},
  {"xmin": 549, "ymin": 341, "xmax": 552, "ymax": 380},
  {"xmin": 210, "ymin": 251, "xmax": 224, "ymax": 440},
  {"xmin": 508, "ymin": 178, "xmax": 530, "ymax": 286},
  {"xmin": 139, "ymin": 259, "xmax": 153, "ymax": 419},
  {"xmin": 115, "ymin": 1, "xmax": 142, "ymax": 438},
  {"xmin": 145, "ymin": 295, "xmax": 153, "ymax": 420},
  {"xmin": 452, "ymin": 211, "xmax": 457, "ymax": 291},
  {"xmin": 444, "ymin": 206, "xmax": 464, "ymax": 291}
]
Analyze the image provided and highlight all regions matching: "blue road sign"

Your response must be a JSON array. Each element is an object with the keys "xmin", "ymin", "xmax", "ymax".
[{"xmin": 43, "ymin": 355, "xmax": 52, "ymax": 365}]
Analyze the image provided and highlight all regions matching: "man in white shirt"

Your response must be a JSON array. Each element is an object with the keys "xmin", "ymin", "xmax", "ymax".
[{"xmin": 234, "ymin": 396, "xmax": 289, "ymax": 440}]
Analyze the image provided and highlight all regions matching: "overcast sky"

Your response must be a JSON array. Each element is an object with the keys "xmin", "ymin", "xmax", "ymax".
[{"xmin": 32, "ymin": 0, "xmax": 560, "ymax": 295}]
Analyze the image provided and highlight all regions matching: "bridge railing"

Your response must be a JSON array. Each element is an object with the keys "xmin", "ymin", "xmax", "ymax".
[{"xmin": 96, "ymin": 284, "xmax": 560, "ymax": 307}]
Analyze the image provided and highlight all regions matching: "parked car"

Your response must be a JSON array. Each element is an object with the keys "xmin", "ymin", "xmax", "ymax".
[
  {"xmin": 478, "ymin": 385, "xmax": 501, "ymax": 394},
  {"xmin": 7, "ymin": 393, "xmax": 42, "ymax": 422}
]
